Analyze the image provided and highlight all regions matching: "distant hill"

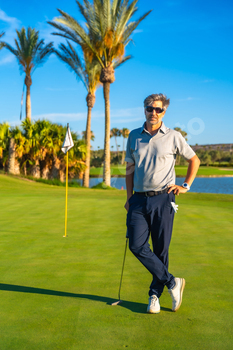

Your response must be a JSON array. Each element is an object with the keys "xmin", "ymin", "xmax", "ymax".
[{"xmin": 191, "ymin": 143, "xmax": 233, "ymax": 152}]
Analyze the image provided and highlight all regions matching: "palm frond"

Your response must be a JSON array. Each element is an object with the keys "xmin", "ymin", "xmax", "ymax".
[
  {"xmin": 0, "ymin": 32, "xmax": 5, "ymax": 50},
  {"xmin": 113, "ymin": 54, "xmax": 132, "ymax": 69},
  {"xmin": 115, "ymin": 0, "xmax": 138, "ymax": 41},
  {"xmin": 0, "ymin": 42, "xmax": 18, "ymax": 56},
  {"xmin": 93, "ymin": 0, "xmax": 106, "ymax": 38},
  {"xmin": 55, "ymin": 41, "xmax": 89, "ymax": 90},
  {"xmin": 49, "ymin": 8, "xmax": 104, "ymax": 68},
  {"xmin": 76, "ymin": 0, "xmax": 101, "ymax": 39},
  {"xmin": 2, "ymin": 27, "xmax": 53, "ymax": 76}
]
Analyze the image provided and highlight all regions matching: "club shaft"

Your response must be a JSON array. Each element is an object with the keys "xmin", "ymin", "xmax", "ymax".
[{"xmin": 118, "ymin": 238, "xmax": 128, "ymax": 301}]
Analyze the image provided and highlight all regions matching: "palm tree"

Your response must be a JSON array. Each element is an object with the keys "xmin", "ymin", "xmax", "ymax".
[
  {"xmin": 55, "ymin": 41, "xmax": 101, "ymax": 187},
  {"xmin": 21, "ymin": 119, "xmax": 45, "ymax": 177},
  {"xmin": 121, "ymin": 127, "xmax": 130, "ymax": 164},
  {"xmin": 82, "ymin": 130, "xmax": 95, "ymax": 142},
  {"xmin": 48, "ymin": 0, "xmax": 151, "ymax": 186},
  {"xmin": 110, "ymin": 127, "xmax": 121, "ymax": 162},
  {"xmin": 48, "ymin": 123, "xmax": 86, "ymax": 181},
  {"xmin": 1, "ymin": 27, "xmax": 53, "ymax": 121},
  {"xmin": 0, "ymin": 122, "xmax": 10, "ymax": 171}
]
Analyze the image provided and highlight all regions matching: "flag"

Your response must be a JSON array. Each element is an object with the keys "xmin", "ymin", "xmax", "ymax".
[{"xmin": 61, "ymin": 124, "xmax": 74, "ymax": 154}]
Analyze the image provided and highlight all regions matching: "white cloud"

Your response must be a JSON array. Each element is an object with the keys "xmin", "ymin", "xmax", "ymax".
[
  {"xmin": 0, "ymin": 9, "xmax": 21, "ymax": 65},
  {"xmin": 0, "ymin": 9, "xmax": 19, "ymax": 24},
  {"xmin": 31, "ymin": 107, "xmax": 143, "ymax": 123},
  {"xmin": 202, "ymin": 79, "xmax": 215, "ymax": 83},
  {"xmin": 174, "ymin": 97, "xmax": 200, "ymax": 102},
  {"xmin": 111, "ymin": 107, "xmax": 143, "ymax": 118},
  {"xmin": 0, "ymin": 9, "xmax": 21, "ymax": 40},
  {"xmin": 32, "ymin": 112, "xmax": 87, "ymax": 121},
  {"xmin": 0, "ymin": 54, "xmax": 15, "ymax": 65},
  {"xmin": 45, "ymin": 87, "xmax": 79, "ymax": 92},
  {"xmin": 110, "ymin": 117, "xmax": 142, "ymax": 124},
  {"xmin": 133, "ymin": 29, "xmax": 143, "ymax": 34}
]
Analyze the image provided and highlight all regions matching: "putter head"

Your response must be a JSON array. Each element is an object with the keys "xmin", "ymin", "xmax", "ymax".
[{"xmin": 111, "ymin": 300, "xmax": 122, "ymax": 306}]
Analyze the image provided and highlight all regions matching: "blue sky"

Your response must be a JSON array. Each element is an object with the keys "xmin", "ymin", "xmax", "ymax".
[{"xmin": 0, "ymin": 0, "xmax": 233, "ymax": 150}]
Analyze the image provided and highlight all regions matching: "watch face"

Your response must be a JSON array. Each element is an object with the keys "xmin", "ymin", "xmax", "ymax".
[{"xmin": 182, "ymin": 183, "xmax": 190, "ymax": 190}]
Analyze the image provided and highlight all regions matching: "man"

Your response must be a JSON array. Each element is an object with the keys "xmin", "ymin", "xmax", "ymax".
[{"xmin": 124, "ymin": 93, "xmax": 200, "ymax": 314}]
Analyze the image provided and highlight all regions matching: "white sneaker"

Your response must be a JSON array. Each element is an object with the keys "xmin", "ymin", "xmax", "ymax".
[
  {"xmin": 168, "ymin": 277, "xmax": 185, "ymax": 312},
  {"xmin": 147, "ymin": 295, "xmax": 160, "ymax": 314}
]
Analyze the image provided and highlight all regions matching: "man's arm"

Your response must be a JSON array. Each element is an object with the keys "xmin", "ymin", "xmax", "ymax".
[
  {"xmin": 167, "ymin": 154, "xmax": 200, "ymax": 195},
  {"xmin": 124, "ymin": 162, "xmax": 135, "ymax": 212}
]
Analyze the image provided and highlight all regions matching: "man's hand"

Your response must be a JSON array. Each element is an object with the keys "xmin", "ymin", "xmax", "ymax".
[
  {"xmin": 124, "ymin": 200, "xmax": 129, "ymax": 212},
  {"xmin": 167, "ymin": 184, "xmax": 188, "ymax": 196}
]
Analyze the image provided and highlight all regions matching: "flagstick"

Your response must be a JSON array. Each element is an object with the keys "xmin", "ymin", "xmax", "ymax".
[
  {"xmin": 63, "ymin": 145, "xmax": 69, "ymax": 238},
  {"xmin": 62, "ymin": 122, "xmax": 73, "ymax": 238}
]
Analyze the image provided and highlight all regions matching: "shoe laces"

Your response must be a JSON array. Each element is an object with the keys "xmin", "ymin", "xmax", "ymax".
[{"xmin": 150, "ymin": 295, "xmax": 158, "ymax": 306}]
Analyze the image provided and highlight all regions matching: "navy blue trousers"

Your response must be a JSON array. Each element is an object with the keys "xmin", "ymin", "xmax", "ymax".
[{"xmin": 127, "ymin": 191, "xmax": 175, "ymax": 298}]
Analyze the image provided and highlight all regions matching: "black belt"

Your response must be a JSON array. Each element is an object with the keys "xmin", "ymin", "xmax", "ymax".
[{"xmin": 135, "ymin": 189, "xmax": 168, "ymax": 197}]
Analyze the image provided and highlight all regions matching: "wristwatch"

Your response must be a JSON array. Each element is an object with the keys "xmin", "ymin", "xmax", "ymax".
[{"xmin": 181, "ymin": 182, "xmax": 190, "ymax": 191}]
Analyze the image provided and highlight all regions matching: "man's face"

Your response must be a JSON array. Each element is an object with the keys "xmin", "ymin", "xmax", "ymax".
[{"xmin": 144, "ymin": 100, "xmax": 166, "ymax": 127}]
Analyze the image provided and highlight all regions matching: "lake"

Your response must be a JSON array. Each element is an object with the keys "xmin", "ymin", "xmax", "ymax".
[{"xmin": 84, "ymin": 177, "xmax": 233, "ymax": 195}]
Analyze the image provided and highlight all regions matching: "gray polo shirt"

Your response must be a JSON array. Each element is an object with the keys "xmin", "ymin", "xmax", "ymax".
[{"xmin": 125, "ymin": 122, "xmax": 196, "ymax": 192}]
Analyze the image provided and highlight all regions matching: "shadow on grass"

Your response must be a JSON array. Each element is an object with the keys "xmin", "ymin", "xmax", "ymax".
[{"xmin": 0, "ymin": 283, "xmax": 171, "ymax": 313}]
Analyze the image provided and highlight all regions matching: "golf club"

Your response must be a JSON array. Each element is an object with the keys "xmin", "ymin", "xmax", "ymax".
[{"xmin": 111, "ymin": 234, "xmax": 128, "ymax": 306}]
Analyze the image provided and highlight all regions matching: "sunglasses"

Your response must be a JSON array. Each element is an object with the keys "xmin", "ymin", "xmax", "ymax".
[{"xmin": 146, "ymin": 106, "xmax": 164, "ymax": 114}]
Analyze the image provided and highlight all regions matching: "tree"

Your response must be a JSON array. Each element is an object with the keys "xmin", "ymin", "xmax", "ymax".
[
  {"xmin": 209, "ymin": 150, "xmax": 221, "ymax": 164},
  {"xmin": 174, "ymin": 127, "xmax": 188, "ymax": 165},
  {"xmin": 110, "ymin": 127, "xmax": 121, "ymax": 162},
  {"xmin": 55, "ymin": 41, "xmax": 101, "ymax": 187},
  {"xmin": 1, "ymin": 27, "xmax": 53, "ymax": 120},
  {"xmin": 48, "ymin": 0, "xmax": 151, "ymax": 186},
  {"xmin": 121, "ymin": 127, "xmax": 130, "ymax": 164},
  {"xmin": 0, "ymin": 122, "xmax": 10, "ymax": 171},
  {"xmin": 201, "ymin": 151, "xmax": 212, "ymax": 166},
  {"xmin": 174, "ymin": 127, "xmax": 188, "ymax": 141},
  {"xmin": 82, "ymin": 130, "xmax": 95, "ymax": 141}
]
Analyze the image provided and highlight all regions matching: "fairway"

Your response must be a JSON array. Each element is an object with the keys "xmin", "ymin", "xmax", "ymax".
[{"xmin": 0, "ymin": 174, "xmax": 232, "ymax": 350}]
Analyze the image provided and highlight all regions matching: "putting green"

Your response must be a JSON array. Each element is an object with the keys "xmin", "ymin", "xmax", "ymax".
[{"xmin": 0, "ymin": 174, "xmax": 232, "ymax": 349}]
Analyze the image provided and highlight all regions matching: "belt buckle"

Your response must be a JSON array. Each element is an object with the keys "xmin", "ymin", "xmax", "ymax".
[{"xmin": 145, "ymin": 191, "xmax": 154, "ymax": 197}]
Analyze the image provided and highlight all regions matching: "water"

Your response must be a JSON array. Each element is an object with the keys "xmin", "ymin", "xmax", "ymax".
[{"xmin": 84, "ymin": 177, "xmax": 233, "ymax": 194}]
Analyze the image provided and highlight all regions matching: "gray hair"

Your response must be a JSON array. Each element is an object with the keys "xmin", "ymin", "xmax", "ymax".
[{"xmin": 143, "ymin": 94, "xmax": 170, "ymax": 110}]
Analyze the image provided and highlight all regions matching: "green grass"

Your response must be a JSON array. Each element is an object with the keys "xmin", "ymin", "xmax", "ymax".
[
  {"xmin": 90, "ymin": 165, "xmax": 233, "ymax": 177},
  {"xmin": 0, "ymin": 174, "xmax": 233, "ymax": 349}
]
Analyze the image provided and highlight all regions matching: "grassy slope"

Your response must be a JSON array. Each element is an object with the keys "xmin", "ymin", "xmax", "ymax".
[
  {"xmin": 90, "ymin": 165, "xmax": 233, "ymax": 177},
  {"xmin": 0, "ymin": 174, "xmax": 232, "ymax": 349}
]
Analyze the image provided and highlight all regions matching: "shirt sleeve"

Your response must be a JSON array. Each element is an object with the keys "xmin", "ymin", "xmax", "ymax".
[
  {"xmin": 124, "ymin": 133, "xmax": 135, "ymax": 163},
  {"xmin": 176, "ymin": 132, "xmax": 196, "ymax": 160}
]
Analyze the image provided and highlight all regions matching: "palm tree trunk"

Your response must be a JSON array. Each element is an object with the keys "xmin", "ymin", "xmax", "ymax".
[
  {"xmin": 41, "ymin": 164, "xmax": 50, "ymax": 179},
  {"xmin": 103, "ymin": 82, "xmax": 111, "ymax": 186},
  {"xmin": 51, "ymin": 157, "xmax": 60, "ymax": 179},
  {"xmin": 83, "ymin": 106, "xmax": 92, "ymax": 187},
  {"xmin": 121, "ymin": 137, "xmax": 125, "ymax": 165},
  {"xmin": 25, "ymin": 75, "xmax": 32, "ymax": 121},
  {"xmin": 8, "ymin": 138, "xmax": 15, "ymax": 174},
  {"xmin": 31, "ymin": 159, "xmax": 40, "ymax": 178},
  {"xmin": 115, "ymin": 136, "xmax": 119, "ymax": 162}
]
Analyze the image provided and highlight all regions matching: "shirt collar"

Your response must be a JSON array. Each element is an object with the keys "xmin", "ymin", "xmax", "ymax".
[{"xmin": 141, "ymin": 121, "xmax": 168, "ymax": 134}]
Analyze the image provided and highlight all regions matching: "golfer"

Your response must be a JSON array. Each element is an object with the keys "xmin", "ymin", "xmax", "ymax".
[{"xmin": 124, "ymin": 93, "xmax": 200, "ymax": 313}]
